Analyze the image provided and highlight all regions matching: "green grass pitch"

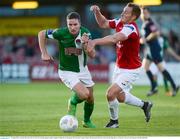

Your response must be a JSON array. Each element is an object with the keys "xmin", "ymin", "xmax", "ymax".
[{"xmin": 0, "ymin": 83, "xmax": 180, "ymax": 136}]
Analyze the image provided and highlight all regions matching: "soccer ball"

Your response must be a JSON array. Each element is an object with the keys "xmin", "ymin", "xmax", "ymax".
[{"xmin": 59, "ymin": 115, "xmax": 78, "ymax": 132}]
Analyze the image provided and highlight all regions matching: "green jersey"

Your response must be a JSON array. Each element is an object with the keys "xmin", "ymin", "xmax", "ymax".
[
  {"xmin": 158, "ymin": 36, "xmax": 169, "ymax": 57},
  {"xmin": 46, "ymin": 26, "xmax": 91, "ymax": 72}
]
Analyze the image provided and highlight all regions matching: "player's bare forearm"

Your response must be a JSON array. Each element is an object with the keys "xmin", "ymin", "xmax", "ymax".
[
  {"xmin": 167, "ymin": 47, "xmax": 180, "ymax": 61},
  {"xmin": 93, "ymin": 33, "xmax": 127, "ymax": 46},
  {"xmin": 87, "ymin": 48, "xmax": 96, "ymax": 59},
  {"xmin": 82, "ymin": 43, "xmax": 96, "ymax": 58},
  {"xmin": 90, "ymin": 5, "xmax": 109, "ymax": 29},
  {"xmin": 95, "ymin": 12, "xmax": 109, "ymax": 28},
  {"xmin": 38, "ymin": 30, "xmax": 54, "ymax": 62},
  {"xmin": 38, "ymin": 30, "xmax": 48, "ymax": 55}
]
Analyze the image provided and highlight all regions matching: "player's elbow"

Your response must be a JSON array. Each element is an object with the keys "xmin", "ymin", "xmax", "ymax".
[
  {"xmin": 100, "ymin": 24, "xmax": 108, "ymax": 29},
  {"xmin": 112, "ymin": 33, "xmax": 127, "ymax": 43}
]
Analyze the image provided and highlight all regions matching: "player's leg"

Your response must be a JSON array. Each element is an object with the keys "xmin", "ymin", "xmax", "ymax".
[
  {"xmin": 157, "ymin": 62, "xmax": 179, "ymax": 96},
  {"xmin": 67, "ymin": 91, "xmax": 83, "ymax": 116},
  {"xmin": 163, "ymin": 77, "xmax": 172, "ymax": 96},
  {"xmin": 78, "ymin": 66, "xmax": 96, "ymax": 128},
  {"xmin": 68, "ymin": 82, "xmax": 89, "ymax": 116},
  {"xmin": 105, "ymin": 67, "xmax": 153, "ymax": 128},
  {"xmin": 117, "ymin": 88, "xmax": 153, "ymax": 123},
  {"xmin": 149, "ymin": 62, "xmax": 159, "ymax": 85},
  {"xmin": 162, "ymin": 61, "xmax": 171, "ymax": 95},
  {"xmin": 104, "ymin": 66, "xmax": 121, "ymax": 128},
  {"xmin": 162, "ymin": 62, "xmax": 170, "ymax": 95},
  {"xmin": 105, "ymin": 84, "xmax": 152, "ymax": 128},
  {"xmin": 58, "ymin": 69, "xmax": 87, "ymax": 116},
  {"xmin": 82, "ymin": 87, "xmax": 96, "ymax": 128},
  {"xmin": 105, "ymin": 83, "xmax": 120, "ymax": 128},
  {"xmin": 143, "ymin": 57, "xmax": 158, "ymax": 96}
]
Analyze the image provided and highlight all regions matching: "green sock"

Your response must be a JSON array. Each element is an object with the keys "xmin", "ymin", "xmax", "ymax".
[
  {"xmin": 68, "ymin": 91, "xmax": 83, "ymax": 116},
  {"xmin": 163, "ymin": 78, "xmax": 169, "ymax": 92},
  {"xmin": 70, "ymin": 91, "xmax": 83, "ymax": 105},
  {"xmin": 84, "ymin": 101, "xmax": 94, "ymax": 122}
]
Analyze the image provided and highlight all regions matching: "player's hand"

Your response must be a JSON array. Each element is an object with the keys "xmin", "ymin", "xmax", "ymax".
[
  {"xmin": 41, "ymin": 53, "xmax": 54, "ymax": 63},
  {"xmin": 140, "ymin": 37, "xmax": 146, "ymax": 44},
  {"xmin": 90, "ymin": 5, "xmax": 100, "ymax": 13},
  {"xmin": 81, "ymin": 33, "xmax": 89, "ymax": 44},
  {"xmin": 86, "ymin": 40, "xmax": 96, "ymax": 52},
  {"xmin": 84, "ymin": 40, "xmax": 96, "ymax": 58}
]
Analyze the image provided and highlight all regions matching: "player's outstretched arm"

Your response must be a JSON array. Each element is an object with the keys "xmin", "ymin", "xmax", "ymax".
[
  {"xmin": 90, "ymin": 5, "xmax": 109, "ymax": 29},
  {"xmin": 38, "ymin": 30, "xmax": 54, "ymax": 62},
  {"xmin": 86, "ymin": 32, "xmax": 127, "ymax": 53},
  {"xmin": 166, "ymin": 47, "xmax": 180, "ymax": 61},
  {"xmin": 91, "ymin": 32, "xmax": 127, "ymax": 46}
]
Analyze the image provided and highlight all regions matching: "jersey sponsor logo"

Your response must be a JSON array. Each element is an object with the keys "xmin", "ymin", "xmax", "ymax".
[{"xmin": 65, "ymin": 47, "xmax": 82, "ymax": 56}]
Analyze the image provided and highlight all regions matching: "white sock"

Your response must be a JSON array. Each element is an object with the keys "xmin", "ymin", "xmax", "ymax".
[
  {"xmin": 108, "ymin": 99, "xmax": 119, "ymax": 120},
  {"xmin": 124, "ymin": 91, "xmax": 144, "ymax": 108}
]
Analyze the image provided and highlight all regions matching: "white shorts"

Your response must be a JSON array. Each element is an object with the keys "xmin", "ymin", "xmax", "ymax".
[
  {"xmin": 112, "ymin": 65, "xmax": 142, "ymax": 93},
  {"xmin": 150, "ymin": 61, "xmax": 166, "ymax": 75},
  {"xmin": 58, "ymin": 66, "xmax": 94, "ymax": 90}
]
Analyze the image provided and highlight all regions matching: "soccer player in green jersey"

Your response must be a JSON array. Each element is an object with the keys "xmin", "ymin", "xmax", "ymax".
[{"xmin": 38, "ymin": 12, "xmax": 96, "ymax": 128}]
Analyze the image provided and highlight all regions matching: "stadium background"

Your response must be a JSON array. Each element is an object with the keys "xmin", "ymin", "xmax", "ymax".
[
  {"xmin": 0, "ymin": 0, "xmax": 180, "ymax": 84},
  {"xmin": 0, "ymin": 0, "xmax": 180, "ymax": 136}
]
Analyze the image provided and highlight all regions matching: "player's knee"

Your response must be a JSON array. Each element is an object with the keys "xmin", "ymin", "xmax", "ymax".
[
  {"xmin": 106, "ymin": 89, "xmax": 115, "ymax": 101},
  {"xmin": 87, "ymin": 93, "xmax": 94, "ymax": 103},
  {"xmin": 81, "ymin": 91, "xmax": 90, "ymax": 100},
  {"xmin": 117, "ymin": 93, "xmax": 125, "ymax": 102}
]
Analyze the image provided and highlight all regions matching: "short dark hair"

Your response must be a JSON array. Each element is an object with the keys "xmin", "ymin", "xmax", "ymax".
[
  {"xmin": 66, "ymin": 12, "xmax": 81, "ymax": 21},
  {"xmin": 127, "ymin": 3, "xmax": 141, "ymax": 20}
]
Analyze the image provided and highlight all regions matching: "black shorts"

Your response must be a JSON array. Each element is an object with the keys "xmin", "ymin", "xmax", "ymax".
[{"xmin": 146, "ymin": 52, "xmax": 163, "ymax": 64}]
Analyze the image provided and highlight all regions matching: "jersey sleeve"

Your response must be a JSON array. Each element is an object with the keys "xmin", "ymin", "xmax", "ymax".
[
  {"xmin": 120, "ymin": 25, "xmax": 136, "ymax": 37},
  {"xmin": 109, "ymin": 19, "xmax": 116, "ymax": 29},
  {"xmin": 46, "ymin": 28, "xmax": 60, "ymax": 40}
]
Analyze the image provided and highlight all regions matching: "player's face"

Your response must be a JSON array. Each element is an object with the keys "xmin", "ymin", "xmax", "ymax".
[
  {"xmin": 140, "ymin": 9, "xmax": 150, "ymax": 21},
  {"xmin": 121, "ymin": 6, "xmax": 135, "ymax": 23},
  {"xmin": 67, "ymin": 19, "xmax": 81, "ymax": 35}
]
